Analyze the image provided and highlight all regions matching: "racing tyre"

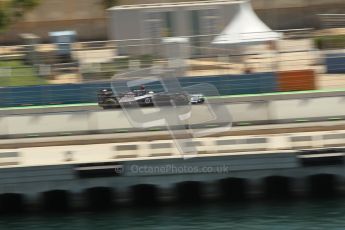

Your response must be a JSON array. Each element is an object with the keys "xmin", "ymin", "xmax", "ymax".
[
  {"xmin": 105, "ymin": 98, "xmax": 119, "ymax": 107},
  {"xmin": 144, "ymin": 97, "xmax": 153, "ymax": 105}
]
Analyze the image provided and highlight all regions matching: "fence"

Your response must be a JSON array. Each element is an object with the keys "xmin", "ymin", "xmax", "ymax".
[
  {"xmin": 0, "ymin": 30, "xmax": 328, "ymax": 84},
  {"xmin": 0, "ymin": 31, "xmax": 344, "ymax": 107},
  {"xmin": 319, "ymin": 14, "xmax": 345, "ymax": 29},
  {"xmin": 0, "ymin": 69, "xmax": 322, "ymax": 107},
  {"xmin": 0, "ymin": 73, "xmax": 278, "ymax": 107}
]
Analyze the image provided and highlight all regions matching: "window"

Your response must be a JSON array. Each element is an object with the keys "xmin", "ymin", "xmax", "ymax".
[
  {"xmin": 323, "ymin": 133, "xmax": 345, "ymax": 140},
  {"xmin": 216, "ymin": 139, "xmax": 238, "ymax": 145},
  {"xmin": 150, "ymin": 143, "xmax": 172, "ymax": 149},
  {"xmin": 184, "ymin": 141, "xmax": 201, "ymax": 147},
  {"xmin": 200, "ymin": 9, "xmax": 219, "ymax": 35},
  {"xmin": 290, "ymin": 136, "xmax": 312, "ymax": 142},
  {"xmin": 245, "ymin": 138, "xmax": 267, "ymax": 144},
  {"xmin": 163, "ymin": 11, "xmax": 175, "ymax": 37},
  {"xmin": 145, "ymin": 12, "xmax": 163, "ymax": 39},
  {"xmin": 115, "ymin": 145, "xmax": 138, "ymax": 151}
]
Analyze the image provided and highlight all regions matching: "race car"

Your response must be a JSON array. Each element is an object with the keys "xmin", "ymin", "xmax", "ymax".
[
  {"xmin": 190, "ymin": 94, "xmax": 205, "ymax": 104},
  {"xmin": 97, "ymin": 88, "xmax": 204, "ymax": 109}
]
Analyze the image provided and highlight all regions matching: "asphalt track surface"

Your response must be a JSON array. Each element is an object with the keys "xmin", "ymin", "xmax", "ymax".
[{"xmin": 1, "ymin": 88, "xmax": 345, "ymax": 115}]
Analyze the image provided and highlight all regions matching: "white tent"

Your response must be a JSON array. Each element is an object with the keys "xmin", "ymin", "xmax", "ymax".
[{"xmin": 212, "ymin": 1, "xmax": 282, "ymax": 45}]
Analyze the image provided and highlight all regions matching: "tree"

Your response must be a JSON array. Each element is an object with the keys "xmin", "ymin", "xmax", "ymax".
[
  {"xmin": 0, "ymin": 8, "xmax": 10, "ymax": 30},
  {"xmin": 0, "ymin": 0, "xmax": 41, "ymax": 31},
  {"xmin": 102, "ymin": 0, "xmax": 119, "ymax": 8}
]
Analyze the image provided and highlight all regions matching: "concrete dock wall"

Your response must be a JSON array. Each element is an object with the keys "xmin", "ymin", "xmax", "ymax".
[{"xmin": 0, "ymin": 148, "xmax": 344, "ymax": 211}]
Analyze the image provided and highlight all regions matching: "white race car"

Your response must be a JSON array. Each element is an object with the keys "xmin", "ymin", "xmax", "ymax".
[{"xmin": 97, "ymin": 88, "xmax": 205, "ymax": 109}]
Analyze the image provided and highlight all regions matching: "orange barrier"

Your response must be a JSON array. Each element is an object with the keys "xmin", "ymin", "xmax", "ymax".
[{"xmin": 277, "ymin": 70, "xmax": 316, "ymax": 92}]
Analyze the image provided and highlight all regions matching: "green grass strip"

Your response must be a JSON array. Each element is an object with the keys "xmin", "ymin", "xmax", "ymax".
[
  {"xmin": 1, "ymin": 88, "xmax": 345, "ymax": 110},
  {"xmin": 59, "ymin": 132, "xmax": 73, "ymax": 136},
  {"xmin": 147, "ymin": 127, "xmax": 162, "ymax": 131},
  {"xmin": 208, "ymin": 88, "xmax": 345, "ymax": 99},
  {"xmin": 328, "ymin": 117, "xmax": 343, "ymax": 120},
  {"xmin": 26, "ymin": 134, "xmax": 40, "ymax": 137},
  {"xmin": 295, "ymin": 119, "xmax": 309, "ymax": 122},
  {"xmin": 0, "ymin": 103, "xmax": 97, "ymax": 110},
  {"xmin": 237, "ymin": 122, "xmax": 252, "ymax": 126},
  {"xmin": 115, "ymin": 129, "xmax": 129, "ymax": 133},
  {"xmin": 205, "ymin": 124, "xmax": 219, "ymax": 127}
]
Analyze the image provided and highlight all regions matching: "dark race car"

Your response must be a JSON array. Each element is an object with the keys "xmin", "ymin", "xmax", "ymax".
[
  {"xmin": 97, "ymin": 88, "xmax": 120, "ymax": 109},
  {"xmin": 97, "ymin": 88, "xmax": 204, "ymax": 109}
]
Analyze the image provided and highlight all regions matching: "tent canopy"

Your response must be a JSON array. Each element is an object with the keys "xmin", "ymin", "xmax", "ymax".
[{"xmin": 212, "ymin": 1, "xmax": 282, "ymax": 45}]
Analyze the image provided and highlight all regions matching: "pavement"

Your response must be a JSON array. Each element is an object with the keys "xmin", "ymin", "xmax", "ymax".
[{"xmin": 1, "ymin": 120, "xmax": 345, "ymax": 149}]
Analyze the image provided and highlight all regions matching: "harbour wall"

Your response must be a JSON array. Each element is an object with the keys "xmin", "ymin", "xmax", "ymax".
[{"xmin": 0, "ymin": 149, "xmax": 344, "ymax": 212}]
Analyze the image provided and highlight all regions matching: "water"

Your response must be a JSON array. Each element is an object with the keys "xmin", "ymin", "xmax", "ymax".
[{"xmin": 1, "ymin": 199, "xmax": 345, "ymax": 230}]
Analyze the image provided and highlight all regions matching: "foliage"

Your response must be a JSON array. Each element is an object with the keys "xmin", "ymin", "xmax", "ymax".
[
  {"xmin": 314, "ymin": 34, "xmax": 345, "ymax": 50},
  {"xmin": 0, "ymin": 0, "xmax": 41, "ymax": 31},
  {"xmin": 102, "ymin": 0, "xmax": 119, "ymax": 8},
  {"xmin": 0, "ymin": 8, "xmax": 10, "ymax": 29}
]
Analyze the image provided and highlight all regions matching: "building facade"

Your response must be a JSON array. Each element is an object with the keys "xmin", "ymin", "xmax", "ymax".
[
  {"xmin": 0, "ymin": 0, "xmax": 344, "ymax": 45},
  {"xmin": 108, "ymin": 0, "xmax": 244, "ymax": 56}
]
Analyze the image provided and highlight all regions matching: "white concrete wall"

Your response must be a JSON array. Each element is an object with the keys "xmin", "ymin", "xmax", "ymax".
[
  {"xmin": 6, "ymin": 113, "xmax": 90, "ymax": 135},
  {"xmin": 1, "ymin": 96, "xmax": 345, "ymax": 137},
  {"xmin": 270, "ymin": 97, "xmax": 345, "ymax": 120}
]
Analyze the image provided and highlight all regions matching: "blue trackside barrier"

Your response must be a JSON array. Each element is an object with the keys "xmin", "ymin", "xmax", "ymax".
[
  {"xmin": 179, "ymin": 73, "xmax": 277, "ymax": 95},
  {"xmin": 80, "ymin": 82, "xmax": 110, "ymax": 103},
  {"xmin": 325, "ymin": 53, "xmax": 345, "ymax": 73},
  {"xmin": 0, "ymin": 72, "xmax": 277, "ymax": 107},
  {"xmin": 141, "ymin": 73, "xmax": 277, "ymax": 96},
  {"xmin": 1, "ymin": 85, "xmax": 44, "ymax": 106}
]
